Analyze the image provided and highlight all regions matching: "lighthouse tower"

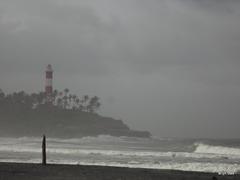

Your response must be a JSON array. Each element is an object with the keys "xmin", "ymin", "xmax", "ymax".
[{"xmin": 45, "ymin": 64, "xmax": 53, "ymax": 95}]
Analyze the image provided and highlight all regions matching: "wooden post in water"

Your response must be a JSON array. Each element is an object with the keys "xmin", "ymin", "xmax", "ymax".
[{"xmin": 42, "ymin": 135, "xmax": 47, "ymax": 165}]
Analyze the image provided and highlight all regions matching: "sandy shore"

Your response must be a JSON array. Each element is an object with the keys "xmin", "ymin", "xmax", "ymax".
[{"xmin": 0, "ymin": 162, "xmax": 239, "ymax": 180}]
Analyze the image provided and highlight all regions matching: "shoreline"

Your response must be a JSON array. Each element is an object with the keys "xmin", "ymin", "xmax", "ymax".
[{"xmin": 0, "ymin": 162, "xmax": 239, "ymax": 180}]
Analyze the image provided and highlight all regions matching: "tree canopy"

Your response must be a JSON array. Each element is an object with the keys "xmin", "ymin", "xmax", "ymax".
[{"xmin": 0, "ymin": 88, "xmax": 101, "ymax": 114}]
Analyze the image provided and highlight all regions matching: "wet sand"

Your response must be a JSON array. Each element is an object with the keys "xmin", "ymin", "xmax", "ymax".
[{"xmin": 0, "ymin": 162, "xmax": 239, "ymax": 180}]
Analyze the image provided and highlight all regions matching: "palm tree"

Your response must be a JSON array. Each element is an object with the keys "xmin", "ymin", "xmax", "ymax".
[
  {"xmin": 52, "ymin": 89, "xmax": 58, "ymax": 104},
  {"xmin": 57, "ymin": 98, "xmax": 63, "ymax": 109},
  {"xmin": 74, "ymin": 98, "xmax": 81, "ymax": 110},
  {"xmin": 69, "ymin": 94, "xmax": 73, "ymax": 109},
  {"xmin": 37, "ymin": 92, "xmax": 46, "ymax": 105},
  {"xmin": 64, "ymin": 88, "xmax": 69, "ymax": 96},
  {"xmin": 82, "ymin": 95, "xmax": 89, "ymax": 112},
  {"xmin": 72, "ymin": 94, "xmax": 77, "ymax": 110},
  {"xmin": 0, "ymin": 89, "xmax": 5, "ymax": 99},
  {"xmin": 88, "ymin": 96, "xmax": 101, "ymax": 113},
  {"xmin": 63, "ymin": 88, "xmax": 70, "ymax": 109}
]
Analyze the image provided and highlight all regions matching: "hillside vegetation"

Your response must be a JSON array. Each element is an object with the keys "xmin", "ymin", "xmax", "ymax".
[{"xmin": 0, "ymin": 89, "xmax": 151, "ymax": 138}]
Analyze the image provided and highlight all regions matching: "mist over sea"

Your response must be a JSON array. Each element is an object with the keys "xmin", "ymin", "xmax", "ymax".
[{"xmin": 0, "ymin": 136, "xmax": 240, "ymax": 175}]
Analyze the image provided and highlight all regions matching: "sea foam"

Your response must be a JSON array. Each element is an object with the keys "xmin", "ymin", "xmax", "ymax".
[
  {"xmin": 194, "ymin": 143, "xmax": 240, "ymax": 156},
  {"xmin": 1, "ymin": 136, "xmax": 240, "ymax": 175}
]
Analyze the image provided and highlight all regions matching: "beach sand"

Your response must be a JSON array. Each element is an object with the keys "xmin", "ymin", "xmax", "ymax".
[{"xmin": 0, "ymin": 162, "xmax": 239, "ymax": 180}]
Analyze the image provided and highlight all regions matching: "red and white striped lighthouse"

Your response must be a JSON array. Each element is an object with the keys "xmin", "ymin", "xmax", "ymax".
[{"xmin": 45, "ymin": 64, "xmax": 53, "ymax": 95}]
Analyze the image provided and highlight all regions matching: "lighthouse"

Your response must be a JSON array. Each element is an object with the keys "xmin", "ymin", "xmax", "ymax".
[{"xmin": 45, "ymin": 64, "xmax": 53, "ymax": 95}]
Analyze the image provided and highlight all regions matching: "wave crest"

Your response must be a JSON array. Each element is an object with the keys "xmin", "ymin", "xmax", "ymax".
[{"xmin": 194, "ymin": 143, "xmax": 240, "ymax": 156}]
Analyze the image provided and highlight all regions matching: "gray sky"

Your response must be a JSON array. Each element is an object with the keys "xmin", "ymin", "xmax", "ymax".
[{"xmin": 1, "ymin": 0, "xmax": 240, "ymax": 138}]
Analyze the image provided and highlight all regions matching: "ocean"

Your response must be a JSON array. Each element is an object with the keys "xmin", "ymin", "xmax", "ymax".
[{"xmin": 0, "ymin": 135, "xmax": 240, "ymax": 175}]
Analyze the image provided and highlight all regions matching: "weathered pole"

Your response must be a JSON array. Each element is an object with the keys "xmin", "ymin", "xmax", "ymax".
[{"xmin": 42, "ymin": 135, "xmax": 47, "ymax": 165}]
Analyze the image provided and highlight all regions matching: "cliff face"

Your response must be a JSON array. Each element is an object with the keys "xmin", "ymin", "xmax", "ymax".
[{"xmin": 0, "ymin": 109, "xmax": 151, "ymax": 138}]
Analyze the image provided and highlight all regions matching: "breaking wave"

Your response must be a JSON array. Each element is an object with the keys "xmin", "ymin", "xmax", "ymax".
[
  {"xmin": 2, "ymin": 158, "xmax": 240, "ymax": 175},
  {"xmin": 1, "ymin": 136, "xmax": 240, "ymax": 174},
  {"xmin": 194, "ymin": 143, "xmax": 240, "ymax": 156}
]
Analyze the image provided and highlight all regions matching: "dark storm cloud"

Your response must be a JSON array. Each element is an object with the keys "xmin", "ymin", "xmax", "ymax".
[
  {"xmin": 188, "ymin": 0, "xmax": 240, "ymax": 14},
  {"xmin": 1, "ymin": 0, "xmax": 240, "ymax": 138},
  {"xmin": 0, "ymin": 0, "xmax": 120, "ymax": 75}
]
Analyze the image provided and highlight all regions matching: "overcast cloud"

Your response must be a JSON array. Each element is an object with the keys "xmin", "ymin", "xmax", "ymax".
[{"xmin": 1, "ymin": 0, "xmax": 240, "ymax": 138}]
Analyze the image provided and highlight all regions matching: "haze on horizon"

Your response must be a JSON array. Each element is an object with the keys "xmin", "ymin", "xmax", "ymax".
[{"xmin": 0, "ymin": 0, "xmax": 240, "ymax": 139}]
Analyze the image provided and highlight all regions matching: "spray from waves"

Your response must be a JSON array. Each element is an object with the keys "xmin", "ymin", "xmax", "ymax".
[
  {"xmin": 49, "ymin": 135, "xmax": 152, "ymax": 144},
  {"xmin": 0, "ymin": 135, "xmax": 150, "ymax": 144},
  {"xmin": 75, "ymin": 161, "xmax": 240, "ymax": 175},
  {"xmin": 1, "ymin": 143, "xmax": 240, "ymax": 161},
  {"xmin": 1, "ymin": 136, "xmax": 240, "ymax": 160},
  {"xmin": 1, "ymin": 137, "xmax": 240, "ymax": 175},
  {"xmin": 3, "ymin": 158, "xmax": 239, "ymax": 175},
  {"xmin": 194, "ymin": 143, "xmax": 240, "ymax": 156}
]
